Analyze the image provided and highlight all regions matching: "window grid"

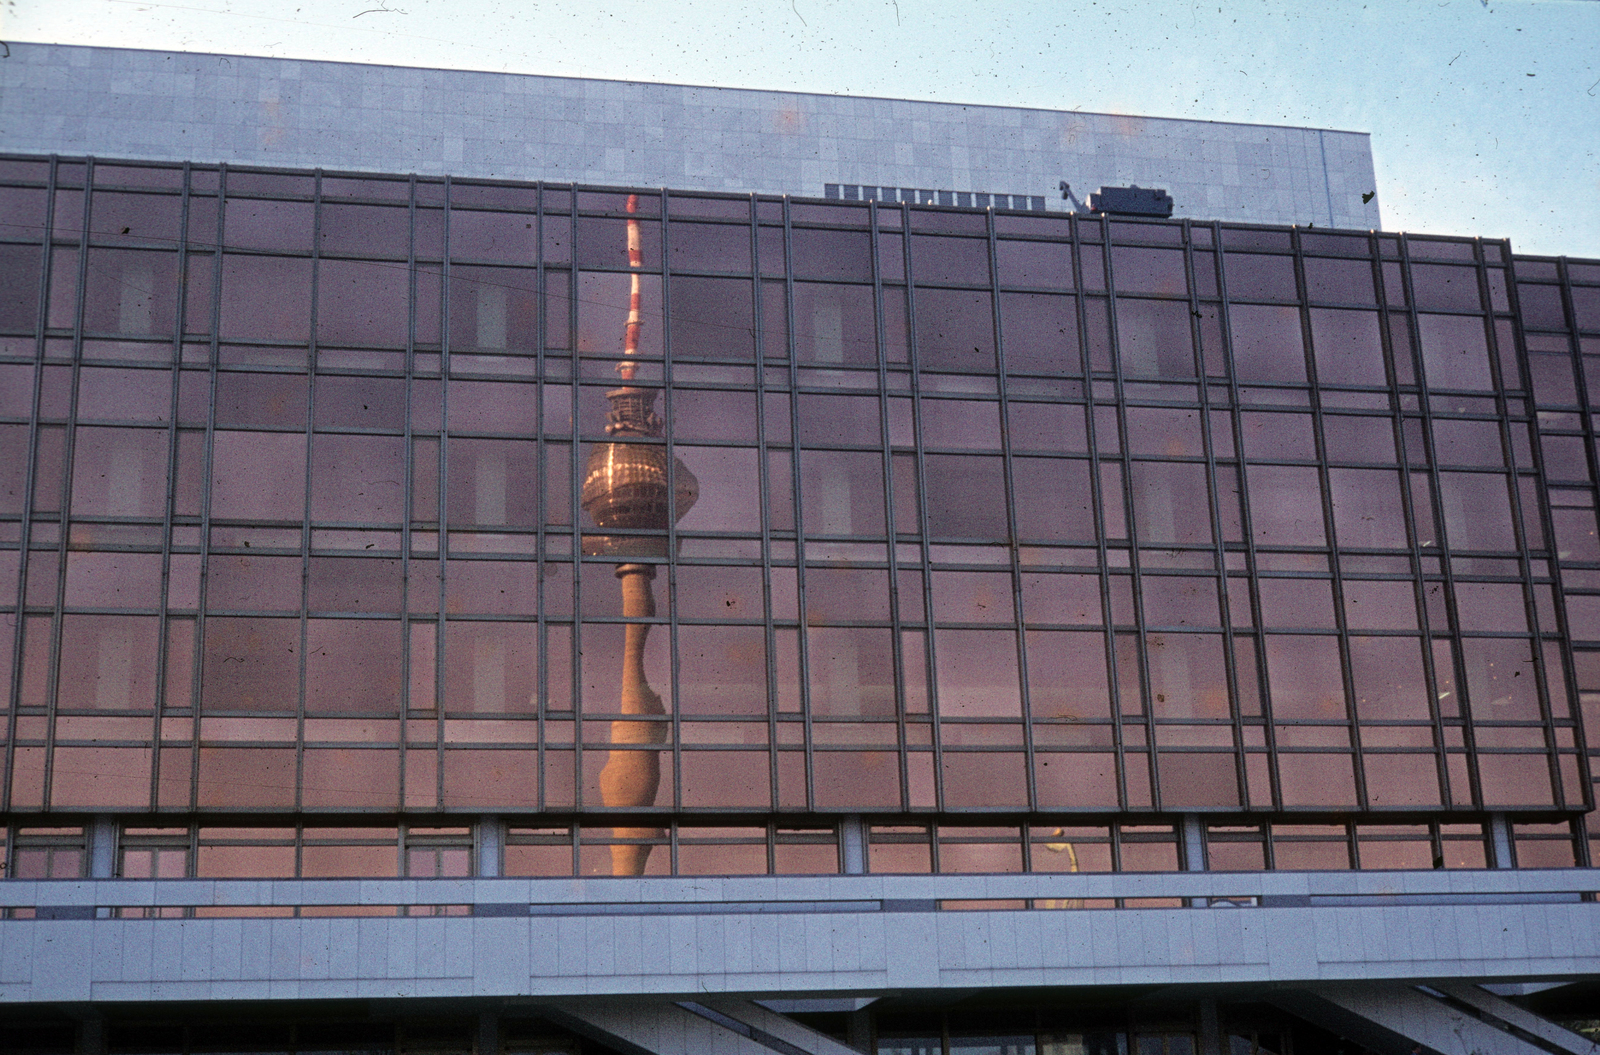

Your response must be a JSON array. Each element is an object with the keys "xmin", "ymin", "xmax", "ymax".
[{"xmin": 0, "ymin": 154, "xmax": 1590, "ymax": 847}]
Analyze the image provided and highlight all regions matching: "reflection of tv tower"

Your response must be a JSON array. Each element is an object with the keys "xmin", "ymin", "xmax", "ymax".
[{"xmin": 580, "ymin": 194, "xmax": 698, "ymax": 876}]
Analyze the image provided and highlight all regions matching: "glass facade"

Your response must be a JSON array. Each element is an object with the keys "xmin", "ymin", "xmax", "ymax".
[{"xmin": 0, "ymin": 154, "xmax": 1596, "ymax": 876}]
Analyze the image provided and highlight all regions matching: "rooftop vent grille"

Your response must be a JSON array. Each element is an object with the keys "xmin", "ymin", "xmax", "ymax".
[{"xmin": 824, "ymin": 184, "xmax": 1047, "ymax": 211}]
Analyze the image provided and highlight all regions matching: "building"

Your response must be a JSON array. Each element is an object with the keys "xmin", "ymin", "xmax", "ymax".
[{"xmin": 0, "ymin": 39, "xmax": 1597, "ymax": 1055}]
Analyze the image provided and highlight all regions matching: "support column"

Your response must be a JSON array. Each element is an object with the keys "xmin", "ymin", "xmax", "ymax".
[
  {"xmin": 1196, "ymin": 999, "xmax": 1222, "ymax": 1055},
  {"xmin": 88, "ymin": 816, "xmax": 116, "ymax": 879},
  {"xmin": 1181, "ymin": 814, "xmax": 1206, "ymax": 871},
  {"xmin": 477, "ymin": 816, "xmax": 503, "ymax": 878},
  {"xmin": 840, "ymin": 815, "xmax": 867, "ymax": 875},
  {"xmin": 1489, "ymin": 812, "xmax": 1514, "ymax": 868}
]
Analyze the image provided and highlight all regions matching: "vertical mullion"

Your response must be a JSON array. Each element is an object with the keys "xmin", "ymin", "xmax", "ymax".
[
  {"xmin": 564, "ymin": 185, "xmax": 582, "ymax": 810},
  {"xmin": 40, "ymin": 156, "xmax": 96, "ymax": 812},
  {"xmin": 435, "ymin": 176, "xmax": 453, "ymax": 811},
  {"xmin": 150, "ymin": 161, "xmax": 192, "ymax": 811},
  {"xmin": 781, "ymin": 198, "xmax": 817, "ymax": 812},
  {"xmin": 659, "ymin": 186, "xmax": 681, "ymax": 816},
  {"xmin": 4, "ymin": 154, "xmax": 59, "ymax": 814},
  {"xmin": 1073, "ymin": 213, "xmax": 1129, "ymax": 812},
  {"xmin": 867, "ymin": 199, "xmax": 909, "ymax": 812},
  {"xmin": 900, "ymin": 200, "xmax": 945, "ymax": 812},
  {"xmin": 399, "ymin": 171, "xmax": 419, "ymax": 817},
  {"xmin": 532, "ymin": 182, "xmax": 546, "ymax": 817},
  {"xmin": 986, "ymin": 209, "xmax": 1037, "ymax": 812},
  {"xmin": 294, "ymin": 171, "xmax": 323, "ymax": 813},
  {"xmin": 1214, "ymin": 221, "xmax": 1284, "ymax": 812},
  {"xmin": 188, "ymin": 165, "xmax": 227, "ymax": 813},
  {"xmin": 1185, "ymin": 219, "xmax": 1250, "ymax": 815},
  {"xmin": 750, "ymin": 194, "xmax": 781, "ymax": 814},
  {"xmin": 1293, "ymin": 227, "xmax": 1370, "ymax": 812}
]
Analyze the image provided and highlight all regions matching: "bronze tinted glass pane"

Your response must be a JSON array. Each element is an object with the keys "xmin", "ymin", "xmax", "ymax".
[
  {"xmin": 1146, "ymin": 632, "xmax": 1228, "ymax": 718},
  {"xmin": 1111, "ymin": 246, "xmax": 1187, "ymax": 296},
  {"xmin": 1516, "ymin": 283, "xmax": 1565, "ymax": 330},
  {"xmin": 1011, "ymin": 458, "xmax": 1095, "ymax": 542},
  {"xmin": 668, "ymin": 389, "xmax": 758, "ymax": 443},
  {"xmin": 314, "ymin": 375, "xmax": 406, "ymax": 431},
  {"xmin": 207, "ymin": 554, "xmax": 301, "ymax": 612},
  {"xmin": 667, "ymin": 220, "xmax": 752, "ymax": 274},
  {"xmin": 577, "ymin": 271, "xmax": 661, "ymax": 357},
  {"xmin": 1302, "ymin": 257, "xmax": 1376, "ymax": 305},
  {"xmin": 920, "ymin": 399, "xmax": 1001, "ymax": 450},
  {"xmin": 223, "ymin": 198, "xmax": 313, "ymax": 252},
  {"xmin": 674, "ymin": 446, "xmax": 760, "ymax": 533},
  {"xmin": 446, "ymin": 438, "xmax": 538, "ymax": 527},
  {"xmin": 915, "ymin": 288, "xmax": 995, "ymax": 372},
  {"xmin": 1431, "ymin": 419, "xmax": 1505, "ymax": 466},
  {"xmin": 1322, "ymin": 415, "xmax": 1396, "ymax": 464},
  {"xmin": 1140, "ymin": 576, "xmax": 1220, "ymax": 630},
  {"xmin": 573, "ymin": 215, "xmax": 659, "ymax": 269},
  {"xmin": 306, "ymin": 558, "xmax": 403, "ymax": 614},
  {"xmin": 1115, "ymin": 298, "xmax": 1195, "ymax": 378},
  {"xmin": 1130, "ymin": 462, "xmax": 1212, "ymax": 545},
  {"xmin": 218, "ymin": 255, "xmax": 312, "ymax": 341},
  {"xmin": 1228, "ymin": 305, "xmax": 1306, "ymax": 383},
  {"xmin": 996, "ymin": 240, "xmax": 1071, "ymax": 289},
  {"xmin": 790, "ymin": 228, "xmax": 871, "ymax": 281},
  {"xmin": 675, "ymin": 624, "xmax": 767, "ymax": 716},
  {"xmin": 318, "ymin": 203, "xmax": 410, "ymax": 258},
  {"xmin": 1461, "ymin": 637, "xmax": 1540, "ymax": 719},
  {"xmin": 1020, "ymin": 573, "xmax": 1102, "ymax": 626},
  {"xmin": 0, "ymin": 244, "xmax": 43, "ymax": 330},
  {"xmin": 801, "ymin": 567, "xmax": 891, "ymax": 623},
  {"xmin": 1240, "ymin": 412, "xmax": 1316, "ymax": 461},
  {"xmin": 1410, "ymin": 264, "xmax": 1483, "ymax": 312},
  {"xmin": 1417, "ymin": 314, "xmax": 1493, "ymax": 390},
  {"xmin": 442, "ymin": 560, "xmax": 538, "ymax": 617},
  {"xmin": 1157, "ymin": 753, "xmax": 1239, "ymax": 809},
  {"xmin": 1124, "ymin": 407, "xmax": 1202, "ymax": 458},
  {"xmin": 806, "ymin": 626, "xmax": 895, "ymax": 716},
  {"xmin": 201, "ymin": 617, "xmax": 301, "ymax": 712},
  {"xmin": 1309, "ymin": 309, "xmax": 1385, "ymax": 385},
  {"xmin": 310, "ymin": 434, "xmax": 405, "ymax": 524},
  {"xmin": 792, "ymin": 282, "xmax": 877, "ymax": 364},
  {"xmin": 1277, "ymin": 753, "xmax": 1358, "ymax": 809},
  {"xmin": 443, "ymin": 620, "xmax": 537, "ymax": 714},
  {"xmin": 999, "ymin": 292, "xmax": 1080, "ymax": 375},
  {"xmin": 1478, "ymin": 754, "xmax": 1555, "ymax": 808},
  {"xmin": 444, "ymin": 265, "xmax": 537, "ymax": 352},
  {"xmin": 911, "ymin": 235, "xmax": 990, "ymax": 286},
  {"xmin": 448, "ymin": 380, "xmax": 538, "ymax": 435},
  {"xmin": 799, "ymin": 449, "xmax": 884, "ymax": 536},
  {"xmin": 215, "ymin": 372, "xmax": 309, "ymax": 428},
  {"xmin": 924, "ymin": 454, "xmax": 1007, "ymax": 539},
  {"xmin": 70, "ymin": 427, "xmax": 168, "ymax": 517},
  {"xmin": 1437, "ymin": 472, "xmax": 1516, "ymax": 551},
  {"xmin": 63, "ymin": 551, "xmax": 162, "ymax": 609},
  {"xmin": 796, "ymin": 393, "xmax": 881, "ymax": 445},
  {"xmin": 669, "ymin": 276, "xmax": 755, "ymax": 360},
  {"xmin": 934, "ymin": 628, "xmax": 1020, "ymax": 717},
  {"xmin": 317, "ymin": 258, "xmax": 408, "ymax": 347},
  {"xmin": 302, "ymin": 749, "xmax": 399, "ymax": 809},
  {"xmin": 56, "ymin": 615, "xmax": 160, "ymax": 710},
  {"xmin": 1348, "ymin": 636, "xmax": 1429, "ymax": 721},
  {"xmin": 942, "ymin": 752, "xmax": 1027, "ymax": 808},
  {"xmin": 1026, "ymin": 630, "xmax": 1110, "ymax": 722},
  {"xmin": 1527, "ymin": 353, "xmax": 1580, "ymax": 407},
  {"xmin": 1246, "ymin": 465, "xmax": 1326, "ymax": 546},
  {"xmin": 1264, "ymin": 636, "xmax": 1346, "ymax": 719},
  {"xmin": 210, "ymin": 431, "xmax": 306, "ymax": 520},
  {"xmin": 82, "ymin": 248, "xmax": 179, "ymax": 337},
  {"xmin": 1342, "ymin": 580, "xmax": 1419, "ymax": 631},
  {"xmin": 1454, "ymin": 581, "xmax": 1528, "ymax": 633},
  {"xmin": 1328, "ymin": 468, "xmax": 1408, "ymax": 549},
  {"xmin": 1223, "ymin": 253, "xmax": 1297, "ymax": 301}
]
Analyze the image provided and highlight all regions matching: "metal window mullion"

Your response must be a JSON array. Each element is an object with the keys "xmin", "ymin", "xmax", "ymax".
[
  {"xmin": 1071, "ymin": 214, "xmax": 1130, "ymax": 811},
  {"xmin": 398, "ymin": 172, "xmax": 419, "ymax": 817},
  {"xmin": 564, "ymin": 186, "xmax": 582, "ymax": 810},
  {"xmin": 750, "ymin": 194, "xmax": 781, "ymax": 813},
  {"xmin": 986, "ymin": 207, "xmax": 1037, "ymax": 812},
  {"xmin": 40, "ymin": 156, "xmax": 98, "ymax": 811},
  {"xmin": 1185, "ymin": 219, "xmax": 1251, "ymax": 813},
  {"xmin": 659, "ymin": 186, "xmax": 682, "ymax": 815},
  {"xmin": 1378, "ymin": 232, "xmax": 1456, "ymax": 809},
  {"xmin": 531, "ymin": 181, "xmax": 547, "ymax": 818},
  {"xmin": 1399, "ymin": 235, "xmax": 1483, "ymax": 809},
  {"xmin": 293, "ymin": 171, "xmax": 324, "ymax": 813},
  {"xmin": 781, "ymin": 198, "xmax": 819, "ymax": 812},
  {"xmin": 1100, "ymin": 214, "xmax": 1165, "ymax": 812},
  {"xmin": 868, "ymin": 200, "xmax": 911, "ymax": 811},
  {"xmin": 1514, "ymin": 255, "xmax": 1587, "ymax": 813},
  {"xmin": 149, "ymin": 161, "xmax": 192, "ymax": 812},
  {"xmin": 4, "ymin": 154, "xmax": 60, "ymax": 813},
  {"xmin": 1293, "ymin": 228, "xmax": 1370, "ymax": 811},
  {"xmin": 1214, "ymin": 220, "xmax": 1283, "ymax": 811},
  {"xmin": 900, "ymin": 201, "xmax": 945, "ymax": 812},
  {"xmin": 435, "ymin": 176, "xmax": 453, "ymax": 810}
]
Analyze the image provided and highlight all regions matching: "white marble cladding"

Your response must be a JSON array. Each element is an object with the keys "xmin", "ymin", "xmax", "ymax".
[
  {"xmin": 1, "ymin": 43, "xmax": 1380, "ymax": 230},
  {"xmin": 0, "ymin": 871, "xmax": 1594, "ymax": 1004}
]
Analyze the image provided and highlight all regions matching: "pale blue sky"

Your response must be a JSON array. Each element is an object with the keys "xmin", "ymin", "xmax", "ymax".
[{"xmin": 7, "ymin": 0, "xmax": 1598, "ymax": 257}]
